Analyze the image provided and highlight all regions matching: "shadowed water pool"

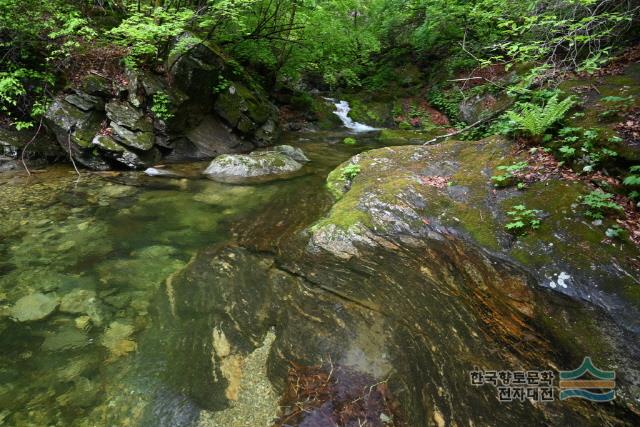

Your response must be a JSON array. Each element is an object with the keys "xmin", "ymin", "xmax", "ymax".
[{"xmin": 0, "ymin": 131, "xmax": 390, "ymax": 426}]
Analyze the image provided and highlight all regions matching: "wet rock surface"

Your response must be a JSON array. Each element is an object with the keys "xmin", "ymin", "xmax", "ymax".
[
  {"xmin": 1, "ymin": 133, "xmax": 639, "ymax": 426},
  {"xmin": 203, "ymin": 145, "xmax": 307, "ymax": 183},
  {"xmin": 10, "ymin": 293, "xmax": 59, "ymax": 322},
  {"xmin": 313, "ymin": 136, "xmax": 640, "ymax": 335}
]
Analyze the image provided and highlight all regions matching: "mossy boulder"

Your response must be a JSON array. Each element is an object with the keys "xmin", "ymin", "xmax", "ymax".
[
  {"xmin": 44, "ymin": 96, "xmax": 111, "ymax": 170},
  {"xmin": 168, "ymin": 33, "xmax": 280, "ymax": 148},
  {"xmin": 203, "ymin": 146, "xmax": 307, "ymax": 183},
  {"xmin": 312, "ymin": 136, "xmax": 640, "ymax": 334}
]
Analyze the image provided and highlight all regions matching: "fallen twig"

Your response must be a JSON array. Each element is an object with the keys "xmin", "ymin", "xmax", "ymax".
[
  {"xmin": 20, "ymin": 114, "xmax": 45, "ymax": 176},
  {"xmin": 67, "ymin": 130, "xmax": 81, "ymax": 177}
]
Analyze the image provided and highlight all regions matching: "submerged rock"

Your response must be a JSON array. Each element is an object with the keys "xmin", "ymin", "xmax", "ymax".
[
  {"xmin": 41, "ymin": 325, "xmax": 89, "ymax": 352},
  {"xmin": 10, "ymin": 293, "xmax": 59, "ymax": 322},
  {"xmin": 101, "ymin": 321, "xmax": 137, "ymax": 359},
  {"xmin": 203, "ymin": 150, "xmax": 304, "ymax": 183},
  {"xmin": 60, "ymin": 289, "xmax": 104, "ymax": 326}
]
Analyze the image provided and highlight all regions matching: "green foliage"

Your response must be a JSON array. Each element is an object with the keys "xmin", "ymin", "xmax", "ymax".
[
  {"xmin": 605, "ymin": 225, "xmax": 625, "ymax": 240},
  {"xmin": 506, "ymin": 95, "xmax": 575, "ymax": 137},
  {"xmin": 108, "ymin": 7, "xmax": 194, "ymax": 68},
  {"xmin": 491, "ymin": 161, "xmax": 528, "ymax": 188},
  {"xmin": 580, "ymin": 190, "xmax": 623, "ymax": 220},
  {"xmin": 427, "ymin": 89, "xmax": 463, "ymax": 124},
  {"xmin": 150, "ymin": 91, "xmax": 173, "ymax": 121},
  {"xmin": 505, "ymin": 204, "xmax": 542, "ymax": 234},
  {"xmin": 343, "ymin": 137, "xmax": 357, "ymax": 145},
  {"xmin": 212, "ymin": 76, "xmax": 231, "ymax": 94},
  {"xmin": 487, "ymin": 2, "xmax": 635, "ymax": 73},
  {"xmin": 623, "ymin": 166, "xmax": 640, "ymax": 199},
  {"xmin": 341, "ymin": 164, "xmax": 361, "ymax": 180},
  {"xmin": 599, "ymin": 95, "xmax": 635, "ymax": 119}
]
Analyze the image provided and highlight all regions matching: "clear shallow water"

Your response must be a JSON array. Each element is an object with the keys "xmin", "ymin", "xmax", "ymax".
[{"xmin": 0, "ymin": 131, "xmax": 385, "ymax": 426}]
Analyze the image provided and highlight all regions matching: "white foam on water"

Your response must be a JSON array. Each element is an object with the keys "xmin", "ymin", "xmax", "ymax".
[{"xmin": 325, "ymin": 98, "xmax": 379, "ymax": 133}]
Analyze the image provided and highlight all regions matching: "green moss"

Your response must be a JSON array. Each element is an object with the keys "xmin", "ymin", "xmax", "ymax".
[
  {"xmin": 326, "ymin": 167, "xmax": 348, "ymax": 200},
  {"xmin": 537, "ymin": 306, "xmax": 612, "ymax": 362}
]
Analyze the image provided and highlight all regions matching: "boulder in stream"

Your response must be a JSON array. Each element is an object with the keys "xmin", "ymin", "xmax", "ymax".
[{"xmin": 203, "ymin": 145, "xmax": 307, "ymax": 183}]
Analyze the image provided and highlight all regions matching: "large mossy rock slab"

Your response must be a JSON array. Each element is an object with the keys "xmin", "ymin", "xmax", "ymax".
[
  {"xmin": 158, "ymin": 235, "xmax": 640, "ymax": 425},
  {"xmin": 203, "ymin": 148, "xmax": 305, "ymax": 183},
  {"xmin": 313, "ymin": 136, "xmax": 640, "ymax": 335}
]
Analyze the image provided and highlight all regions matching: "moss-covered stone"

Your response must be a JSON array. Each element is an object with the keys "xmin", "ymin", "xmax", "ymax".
[{"xmin": 312, "ymin": 136, "xmax": 640, "ymax": 333}]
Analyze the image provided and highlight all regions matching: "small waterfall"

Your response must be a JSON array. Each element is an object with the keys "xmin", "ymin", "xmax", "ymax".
[{"xmin": 326, "ymin": 98, "xmax": 379, "ymax": 132}]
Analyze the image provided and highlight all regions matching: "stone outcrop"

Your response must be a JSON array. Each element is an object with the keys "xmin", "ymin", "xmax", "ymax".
[
  {"xmin": 43, "ymin": 35, "xmax": 280, "ymax": 170},
  {"xmin": 312, "ymin": 136, "xmax": 640, "ymax": 334}
]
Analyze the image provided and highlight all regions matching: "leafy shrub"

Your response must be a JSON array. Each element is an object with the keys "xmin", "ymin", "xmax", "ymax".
[
  {"xmin": 623, "ymin": 166, "xmax": 640, "ymax": 199},
  {"xmin": 343, "ymin": 137, "xmax": 357, "ymax": 145},
  {"xmin": 506, "ymin": 95, "xmax": 575, "ymax": 138},
  {"xmin": 599, "ymin": 95, "xmax": 634, "ymax": 119},
  {"xmin": 341, "ymin": 164, "xmax": 361, "ymax": 180},
  {"xmin": 150, "ymin": 91, "xmax": 173, "ymax": 121},
  {"xmin": 580, "ymin": 190, "xmax": 623, "ymax": 220},
  {"xmin": 491, "ymin": 161, "xmax": 528, "ymax": 188},
  {"xmin": 505, "ymin": 204, "xmax": 542, "ymax": 234},
  {"xmin": 108, "ymin": 7, "xmax": 194, "ymax": 68}
]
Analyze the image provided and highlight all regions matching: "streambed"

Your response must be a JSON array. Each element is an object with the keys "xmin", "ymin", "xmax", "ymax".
[{"xmin": 1, "ymin": 111, "xmax": 639, "ymax": 426}]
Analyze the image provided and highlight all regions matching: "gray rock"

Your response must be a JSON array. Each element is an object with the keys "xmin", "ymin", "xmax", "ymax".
[
  {"xmin": 459, "ymin": 93, "xmax": 511, "ymax": 124},
  {"xmin": 93, "ymin": 135, "xmax": 156, "ymax": 168},
  {"xmin": 272, "ymin": 145, "xmax": 309, "ymax": 163},
  {"xmin": 110, "ymin": 122, "xmax": 154, "ymax": 151},
  {"xmin": 105, "ymin": 101, "xmax": 152, "ymax": 133},
  {"xmin": 60, "ymin": 289, "xmax": 104, "ymax": 326},
  {"xmin": 42, "ymin": 326, "xmax": 89, "ymax": 352},
  {"xmin": 184, "ymin": 115, "xmax": 251, "ymax": 159},
  {"xmin": 10, "ymin": 293, "xmax": 59, "ymax": 322},
  {"xmin": 80, "ymin": 74, "xmax": 112, "ymax": 97},
  {"xmin": 92, "ymin": 135, "xmax": 124, "ymax": 153},
  {"xmin": 64, "ymin": 91, "xmax": 104, "ymax": 112},
  {"xmin": 203, "ymin": 151, "xmax": 303, "ymax": 183},
  {"xmin": 144, "ymin": 167, "xmax": 180, "ymax": 177},
  {"xmin": 45, "ymin": 98, "xmax": 103, "ymax": 149}
]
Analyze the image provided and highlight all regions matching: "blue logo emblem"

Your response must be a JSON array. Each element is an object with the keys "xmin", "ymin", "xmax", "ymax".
[{"xmin": 559, "ymin": 357, "xmax": 615, "ymax": 402}]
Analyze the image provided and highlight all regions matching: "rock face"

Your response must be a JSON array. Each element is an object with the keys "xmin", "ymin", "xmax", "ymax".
[
  {"xmin": 159, "ymin": 241, "xmax": 640, "ymax": 425},
  {"xmin": 0, "ymin": 127, "xmax": 63, "ymax": 171},
  {"xmin": 313, "ymin": 137, "xmax": 640, "ymax": 334},
  {"xmin": 203, "ymin": 145, "xmax": 306, "ymax": 183},
  {"xmin": 459, "ymin": 92, "xmax": 512, "ymax": 124},
  {"xmin": 43, "ymin": 35, "xmax": 280, "ymax": 170}
]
